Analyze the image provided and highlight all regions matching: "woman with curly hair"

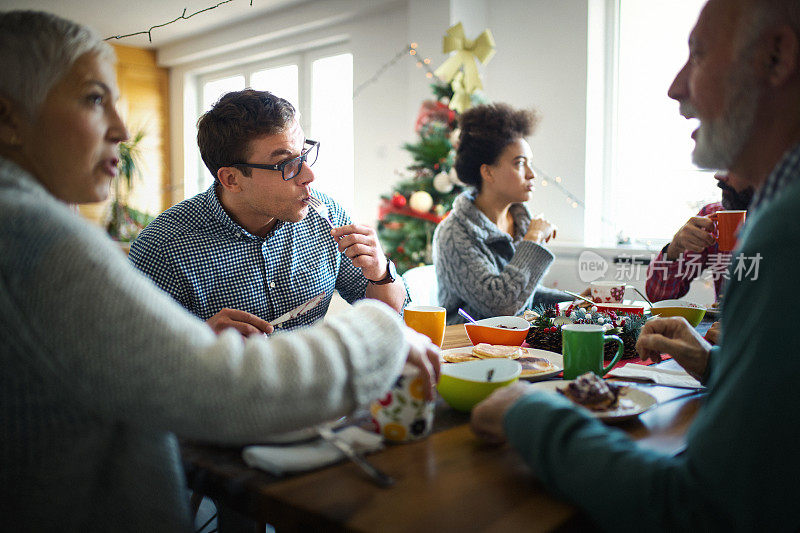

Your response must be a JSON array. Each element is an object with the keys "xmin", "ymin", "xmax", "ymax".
[{"xmin": 433, "ymin": 103, "xmax": 567, "ymax": 324}]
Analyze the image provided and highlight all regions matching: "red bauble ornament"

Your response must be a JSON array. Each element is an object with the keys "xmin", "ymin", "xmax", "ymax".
[
  {"xmin": 397, "ymin": 246, "xmax": 405, "ymax": 254},
  {"xmin": 391, "ymin": 193, "xmax": 407, "ymax": 208}
]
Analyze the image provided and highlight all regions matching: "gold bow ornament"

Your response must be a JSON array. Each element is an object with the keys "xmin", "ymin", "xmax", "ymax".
[
  {"xmin": 433, "ymin": 22, "xmax": 496, "ymax": 95},
  {"xmin": 449, "ymin": 71, "xmax": 472, "ymax": 114}
]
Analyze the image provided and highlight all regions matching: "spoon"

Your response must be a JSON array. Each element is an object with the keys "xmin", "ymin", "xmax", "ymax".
[
  {"xmin": 458, "ymin": 308, "xmax": 478, "ymax": 324},
  {"xmin": 563, "ymin": 290, "xmax": 596, "ymax": 306},
  {"xmin": 625, "ymin": 285, "xmax": 653, "ymax": 306}
]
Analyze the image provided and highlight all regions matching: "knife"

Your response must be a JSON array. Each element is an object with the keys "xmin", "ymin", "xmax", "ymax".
[
  {"xmin": 317, "ymin": 426, "xmax": 395, "ymax": 488},
  {"xmin": 271, "ymin": 293, "xmax": 326, "ymax": 327}
]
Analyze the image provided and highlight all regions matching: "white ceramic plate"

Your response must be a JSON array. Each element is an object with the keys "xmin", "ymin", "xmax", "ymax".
[
  {"xmin": 527, "ymin": 380, "xmax": 657, "ymax": 422},
  {"xmin": 440, "ymin": 347, "xmax": 563, "ymax": 382}
]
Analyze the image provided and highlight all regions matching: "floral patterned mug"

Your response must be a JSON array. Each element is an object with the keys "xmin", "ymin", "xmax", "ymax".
[
  {"xmin": 590, "ymin": 280, "xmax": 626, "ymax": 303},
  {"xmin": 370, "ymin": 364, "xmax": 435, "ymax": 442}
]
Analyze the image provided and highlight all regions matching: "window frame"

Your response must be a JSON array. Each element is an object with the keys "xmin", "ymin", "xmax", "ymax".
[
  {"xmin": 189, "ymin": 43, "xmax": 353, "ymax": 199},
  {"xmin": 587, "ymin": 0, "xmax": 716, "ymax": 247}
]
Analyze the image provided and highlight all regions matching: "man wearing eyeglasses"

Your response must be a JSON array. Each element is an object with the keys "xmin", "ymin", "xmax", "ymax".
[{"xmin": 129, "ymin": 89, "xmax": 408, "ymax": 336}]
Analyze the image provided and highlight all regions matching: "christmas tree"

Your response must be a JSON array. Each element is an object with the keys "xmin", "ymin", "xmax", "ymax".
[
  {"xmin": 377, "ymin": 83, "xmax": 466, "ymax": 274},
  {"xmin": 377, "ymin": 22, "xmax": 496, "ymax": 273}
]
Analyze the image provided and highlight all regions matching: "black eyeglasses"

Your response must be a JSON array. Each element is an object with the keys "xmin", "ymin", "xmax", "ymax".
[{"xmin": 227, "ymin": 140, "xmax": 319, "ymax": 181}]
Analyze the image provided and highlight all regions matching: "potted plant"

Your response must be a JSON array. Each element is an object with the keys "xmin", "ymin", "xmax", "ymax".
[{"xmin": 106, "ymin": 129, "xmax": 155, "ymax": 242}]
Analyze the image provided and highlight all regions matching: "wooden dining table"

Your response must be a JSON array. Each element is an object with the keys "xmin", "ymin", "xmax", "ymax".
[{"xmin": 181, "ymin": 323, "xmax": 705, "ymax": 532}]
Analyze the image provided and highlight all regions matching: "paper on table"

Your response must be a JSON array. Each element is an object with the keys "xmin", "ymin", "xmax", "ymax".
[
  {"xmin": 608, "ymin": 363, "xmax": 703, "ymax": 389},
  {"xmin": 242, "ymin": 426, "xmax": 383, "ymax": 476}
]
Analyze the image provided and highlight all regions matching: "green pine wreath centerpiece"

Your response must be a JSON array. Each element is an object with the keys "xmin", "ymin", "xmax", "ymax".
[{"xmin": 524, "ymin": 304, "xmax": 646, "ymax": 360}]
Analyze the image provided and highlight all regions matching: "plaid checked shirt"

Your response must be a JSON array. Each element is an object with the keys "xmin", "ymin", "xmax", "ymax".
[
  {"xmin": 748, "ymin": 143, "xmax": 800, "ymax": 214},
  {"xmin": 129, "ymin": 185, "xmax": 408, "ymax": 329},
  {"xmin": 645, "ymin": 202, "xmax": 728, "ymax": 302}
]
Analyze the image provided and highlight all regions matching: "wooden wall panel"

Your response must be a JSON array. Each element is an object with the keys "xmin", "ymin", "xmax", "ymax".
[{"xmin": 79, "ymin": 44, "xmax": 171, "ymax": 225}]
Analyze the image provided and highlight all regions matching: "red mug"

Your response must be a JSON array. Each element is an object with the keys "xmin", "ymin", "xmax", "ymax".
[{"xmin": 709, "ymin": 210, "xmax": 746, "ymax": 252}]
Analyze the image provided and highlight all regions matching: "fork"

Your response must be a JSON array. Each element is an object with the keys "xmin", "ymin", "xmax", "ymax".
[
  {"xmin": 308, "ymin": 196, "xmax": 334, "ymax": 228},
  {"xmin": 317, "ymin": 426, "xmax": 395, "ymax": 488}
]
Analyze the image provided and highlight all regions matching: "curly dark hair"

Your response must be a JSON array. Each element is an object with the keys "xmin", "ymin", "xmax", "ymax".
[
  {"xmin": 197, "ymin": 89, "xmax": 296, "ymax": 180},
  {"xmin": 454, "ymin": 103, "xmax": 539, "ymax": 191}
]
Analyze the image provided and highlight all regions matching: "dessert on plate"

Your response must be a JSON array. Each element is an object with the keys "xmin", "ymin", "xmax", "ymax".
[{"xmin": 557, "ymin": 372, "xmax": 624, "ymax": 411}]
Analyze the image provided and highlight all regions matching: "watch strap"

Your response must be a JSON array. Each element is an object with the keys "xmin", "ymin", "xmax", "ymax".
[{"xmin": 368, "ymin": 259, "xmax": 396, "ymax": 285}]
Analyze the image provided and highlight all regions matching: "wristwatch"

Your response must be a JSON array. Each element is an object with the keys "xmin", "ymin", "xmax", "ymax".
[{"xmin": 368, "ymin": 259, "xmax": 397, "ymax": 285}]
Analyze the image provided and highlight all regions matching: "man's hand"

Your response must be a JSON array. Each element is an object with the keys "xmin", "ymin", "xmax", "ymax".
[
  {"xmin": 206, "ymin": 308, "xmax": 274, "ymax": 336},
  {"xmin": 331, "ymin": 224, "xmax": 388, "ymax": 281},
  {"xmin": 704, "ymin": 321, "xmax": 721, "ymax": 345},
  {"xmin": 524, "ymin": 214, "xmax": 557, "ymax": 244},
  {"xmin": 635, "ymin": 316, "xmax": 711, "ymax": 380},
  {"xmin": 402, "ymin": 328, "xmax": 441, "ymax": 401},
  {"xmin": 666, "ymin": 216, "xmax": 716, "ymax": 260},
  {"xmin": 470, "ymin": 382, "xmax": 530, "ymax": 444}
]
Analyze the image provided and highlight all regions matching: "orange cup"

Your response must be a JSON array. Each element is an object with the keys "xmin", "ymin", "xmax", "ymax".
[
  {"xmin": 403, "ymin": 305, "xmax": 446, "ymax": 347},
  {"xmin": 711, "ymin": 210, "xmax": 747, "ymax": 251}
]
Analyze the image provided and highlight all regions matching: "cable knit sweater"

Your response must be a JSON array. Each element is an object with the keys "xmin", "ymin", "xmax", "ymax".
[
  {"xmin": 433, "ymin": 190, "xmax": 568, "ymax": 324},
  {"xmin": 0, "ymin": 157, "xmax": 408, "ymax": 532}
]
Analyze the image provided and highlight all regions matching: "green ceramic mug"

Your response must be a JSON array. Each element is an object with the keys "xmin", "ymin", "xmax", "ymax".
[{"xmin": 561, "ymin": 324, "xmax": 624, "ymax": 379}]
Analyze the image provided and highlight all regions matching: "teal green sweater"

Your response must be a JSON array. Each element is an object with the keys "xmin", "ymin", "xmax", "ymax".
[{"xmin": 504, "ymin": 178, "xmax": 800, "ymax": 531}]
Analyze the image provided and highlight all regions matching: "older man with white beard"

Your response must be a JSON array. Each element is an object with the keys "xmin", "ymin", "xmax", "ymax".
[{"xmin": 469, "ymin": 0, "xmax": 800, "ymax": 530}]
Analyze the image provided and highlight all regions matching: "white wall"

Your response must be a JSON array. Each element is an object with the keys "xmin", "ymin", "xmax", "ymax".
[
  {"xmin": 483, "ymin": 0, "xmax": 589, "ymax": 243},
  {"xmin": 158, "ymin": 0, "xmax": 592, "ymax": 239}
]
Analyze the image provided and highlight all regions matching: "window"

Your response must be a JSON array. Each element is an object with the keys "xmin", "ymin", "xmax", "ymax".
[
  {"xmin": 589, "ymin": 0, "xmax": 718, "ymax": 245},
  {"xmin": 309, "ymin": 53, "xmax": 354, "ymax": 211},
  {"xmin": 190, "ymin": 48, "xmax": 354, "ymax": 212}
]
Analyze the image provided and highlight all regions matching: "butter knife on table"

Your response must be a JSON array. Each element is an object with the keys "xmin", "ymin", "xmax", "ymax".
[
  {"xmin": 317, "ymin": 426, "xmax": 395, "ymax": 488},
  {"xmin": 271, "ymin": 293, "xmax": 326, "ymax": 328}
]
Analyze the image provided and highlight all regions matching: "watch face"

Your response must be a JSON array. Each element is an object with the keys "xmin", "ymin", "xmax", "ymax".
[{"xmin": 372, "ymin": 259, "xmax": 396, "ymax": 284}]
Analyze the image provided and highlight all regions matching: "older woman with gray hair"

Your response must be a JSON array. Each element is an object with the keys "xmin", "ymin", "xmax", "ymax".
[{"xmin": 0, "ymin": 11, "xmax": 439, "ymax": 531}]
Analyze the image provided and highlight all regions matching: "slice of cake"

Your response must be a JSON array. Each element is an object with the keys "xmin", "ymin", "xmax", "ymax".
[{"xmin": 557, "ymin": 372, "xmax": 622, "ymax": 411}]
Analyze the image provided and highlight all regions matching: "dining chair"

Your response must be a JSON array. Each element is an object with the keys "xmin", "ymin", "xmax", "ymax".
[{"xmin": 402, "ymin": 264, "xmax": 439, "ymax": 306}]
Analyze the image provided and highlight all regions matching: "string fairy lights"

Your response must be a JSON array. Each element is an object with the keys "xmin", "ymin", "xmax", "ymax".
[
  {"xmin": 104, "ymin": 0, "xmax": 251, "ymax": 42},
  {"xmin": 354, "ymin": 42, "xmax": 439, "ymax": 97}
]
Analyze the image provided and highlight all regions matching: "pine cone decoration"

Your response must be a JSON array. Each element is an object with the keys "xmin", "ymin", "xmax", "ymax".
[
  {"xmin": 525, "ymin": 328, "xmax": 562, "ymax": 354},
  {"xmin": 525, "ymin": 329, "xmax": 638, "ymax": 360}
]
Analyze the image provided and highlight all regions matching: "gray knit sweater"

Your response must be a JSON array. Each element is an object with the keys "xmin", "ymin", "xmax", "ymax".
[
  {"xmin": 433, "ymin": 190, "xmax": 567, "ymax": 324},
  {"xmin": 0, "ymin": 157, "xmax": 408, "ymax": 532}
]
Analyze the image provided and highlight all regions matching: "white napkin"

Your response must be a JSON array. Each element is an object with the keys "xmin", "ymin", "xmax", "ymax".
[
  {"xmin": 608, "ymin": 362, "xmax": 703, "ymax": 389},
  {"xmin": 242, "ymin": 426, "xmax": 384, "ymax": 476}
]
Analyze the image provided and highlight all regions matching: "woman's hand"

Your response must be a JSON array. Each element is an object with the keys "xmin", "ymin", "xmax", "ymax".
[
  {"xmin": 402, "ymin": 328, "xmax": 441, "ymax": 401},
  {"xmin": 570, "ymin": 287, "xmax": 594, "ymax": 309},
  {"xmin": 525, "ymin": 214, "xmax": 557, "ymax": 244}
]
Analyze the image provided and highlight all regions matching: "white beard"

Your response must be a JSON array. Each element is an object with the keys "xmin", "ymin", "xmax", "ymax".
[{"xmin": 685, "ymin": 62, "xmax": 761, "ymax": 170}]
